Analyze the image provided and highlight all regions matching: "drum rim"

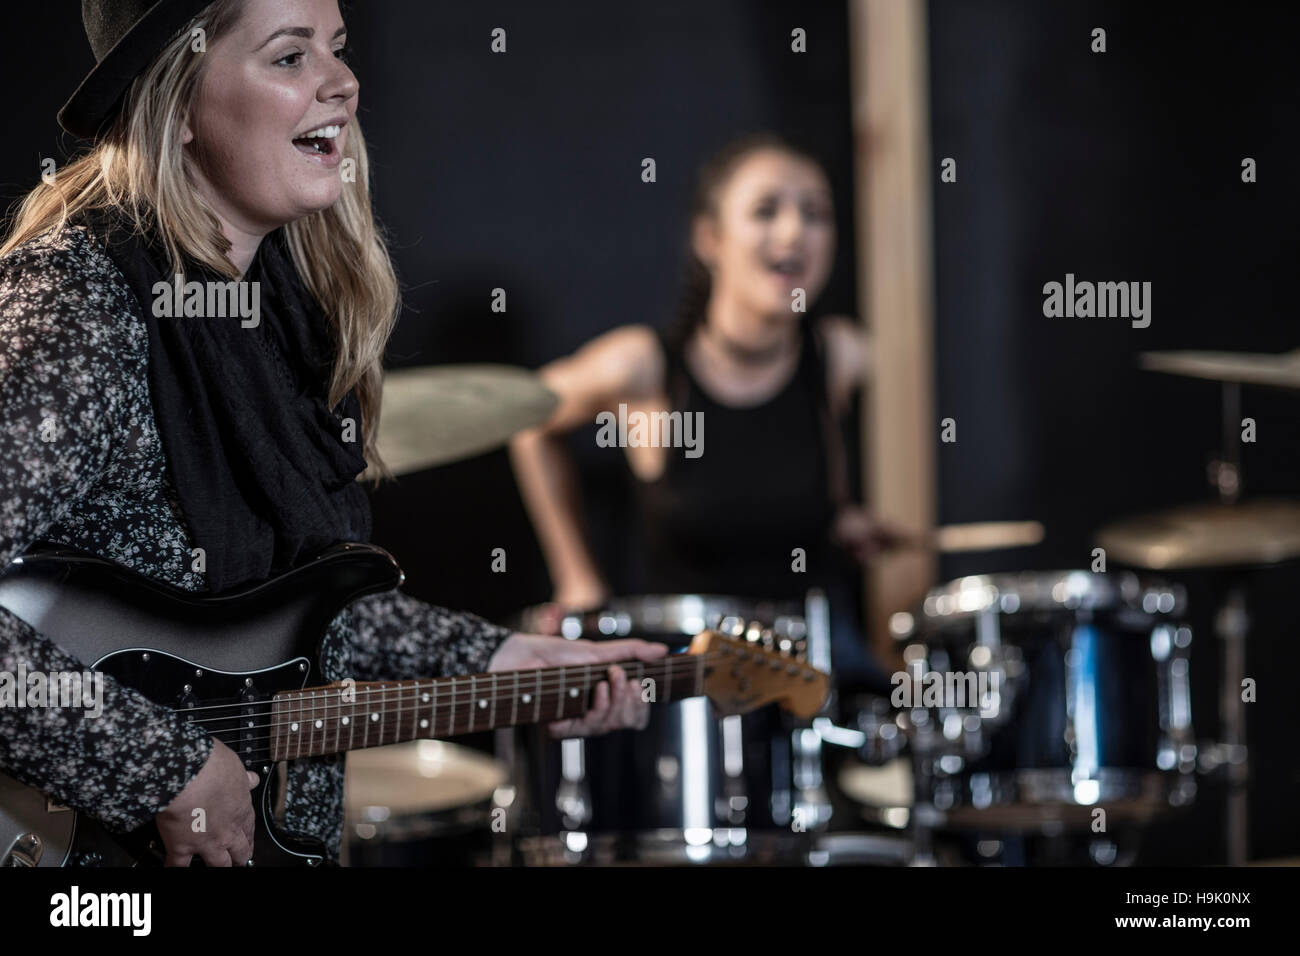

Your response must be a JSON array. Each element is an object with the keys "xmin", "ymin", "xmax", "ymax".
[
  {"xmin": 925, "ymin": 767, "xmax": 1196, "ymax": 820},
  {"xmin": 918, "ymin": 569, "xmax": 1186, "ymax": 623},
  {"xmin": 521, "ymin": 593, "xmax": 806, "ymax": 638}
]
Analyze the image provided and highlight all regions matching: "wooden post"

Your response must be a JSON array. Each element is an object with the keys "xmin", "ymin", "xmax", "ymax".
[{"xmin": 849, "ymin": 0, "xmax": 937, "ymax": 659}]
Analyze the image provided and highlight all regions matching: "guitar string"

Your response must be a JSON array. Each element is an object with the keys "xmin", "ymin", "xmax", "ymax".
[
  {"xmin": 182, "ymin": 655, "xmax": 739, "ymax": 747},
  {"xmin": 162, "ymin": 658, "xmax": 722, "ymax": 717},
  {"xmin": 201, "ymin": 677, "xmax": 715, "ymax": 757},
  {"xmin": 166, "ymin": 659, "xmax": 744, "ymax": 748},
  {"xmin": 163, "ymin": 650, "xmax": 783, "ymax": 723},
  {"xmin": 163, "ymin": 649, "xmax": 798, "ymax": 719},
  {"xmin": 193, "ymin": 653, "xmax": 821, "ymax": 757}
]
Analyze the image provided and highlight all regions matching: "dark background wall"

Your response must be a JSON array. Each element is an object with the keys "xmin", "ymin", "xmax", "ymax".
[
  {"xmin": 927, "ymin": 1, "xmax": 1299, "ymax": 863},
  {"xmin": 3, "ymin": 0, "xmax": 1295, "ymax": 864}
]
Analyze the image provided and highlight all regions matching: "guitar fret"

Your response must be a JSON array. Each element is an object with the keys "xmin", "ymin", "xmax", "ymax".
[
  {"xmin": 271, "ymin": 695, "xmax": 281, "ymax": 761},
  {"xmin": 444, "ymin": 678, "xmax": 452, "ymax": 736},
  {"xmin": 348, "ymin": 685, "xmax": 356, "ymax": 752},
  {"xmin": 456, "ymin": 677, "xmax": 465, "ymax": 736},
  {"xmin": 255, "ymin": 647, "xmax": 747, "ymax": 763}
]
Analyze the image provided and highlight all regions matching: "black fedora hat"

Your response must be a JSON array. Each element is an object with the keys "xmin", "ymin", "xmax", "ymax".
[{"xmin": 59, "ymin": 0, "xmax": 216, "ymax": 139}]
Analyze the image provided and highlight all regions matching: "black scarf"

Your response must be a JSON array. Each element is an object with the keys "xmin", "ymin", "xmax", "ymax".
[{"xmin": 80, "ymin": 207, "xmax": 372, "ymax": 593}]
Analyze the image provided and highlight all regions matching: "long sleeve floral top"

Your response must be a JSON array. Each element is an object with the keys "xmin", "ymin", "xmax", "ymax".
[{"xmin": 0, "ymin": 223, "xmax": 512, "ymax": 863}]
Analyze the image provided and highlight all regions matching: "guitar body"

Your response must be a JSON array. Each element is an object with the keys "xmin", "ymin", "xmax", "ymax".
[
  {"xmin": 0, "ymin": 543, "xmax": 403, "ymax": 867},
  {"xmin": 0, "ymin": 543, "xmax": 828, "ymax": 868}
]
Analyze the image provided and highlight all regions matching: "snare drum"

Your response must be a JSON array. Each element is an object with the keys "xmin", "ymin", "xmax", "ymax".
[
  {"xmin": 343, "ymin": 740, "xmax": 508, "ymax": 866},
  {"xmin": 509, "ymin": 594, "xmax": 830, "ymax": 862},
  {"xmin": 897, "ymin": 570, "xmax": 1196, "ymax": 829}
]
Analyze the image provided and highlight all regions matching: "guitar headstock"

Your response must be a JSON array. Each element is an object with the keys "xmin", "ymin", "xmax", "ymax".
[{"xmin": 687, "ymin": 622, "xmax": 829, "ymax": 719}]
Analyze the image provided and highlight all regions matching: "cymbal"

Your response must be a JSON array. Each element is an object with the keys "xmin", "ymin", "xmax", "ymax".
[
  {"xmin": 1095, "ymin": 499, "xmax": 1300, "ymax": 570},
  {"xmin": 372, "ymin": 365, "xmax": 557, "ymax": 476},
  {"xmin": 1140, "ymin": 349, "xmax": 1300, "ymax": 389}
]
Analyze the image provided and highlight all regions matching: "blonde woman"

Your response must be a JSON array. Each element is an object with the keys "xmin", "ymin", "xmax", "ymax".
[{"xmin": 0, "ymin": 0, "xmax": 661, "ymax": 867}]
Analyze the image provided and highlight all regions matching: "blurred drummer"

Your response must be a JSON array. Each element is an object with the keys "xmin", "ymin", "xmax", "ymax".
[{"xmin": 510, "ymin": 132, "xmax": 907, "ymax": 691}]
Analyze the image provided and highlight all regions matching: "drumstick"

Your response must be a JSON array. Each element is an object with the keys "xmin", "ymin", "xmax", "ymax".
[{"xmin": 900, "ymin": 521, "xmax": 1045, "ymax": 553}]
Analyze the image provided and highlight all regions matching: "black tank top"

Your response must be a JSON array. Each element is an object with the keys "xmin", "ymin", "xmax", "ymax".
[{"xmin": 632, "ymin": 319, "xmax": 838, "ymax": 601}]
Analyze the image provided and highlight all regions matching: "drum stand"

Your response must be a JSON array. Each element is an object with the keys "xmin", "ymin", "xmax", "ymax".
[
  {"xmin": 1095, "ymin": 380, "xmax": 1300, "ymax": 865},
  {"xmin": 1202, "ymin": 582, "xmax": 1250, "ymax": 865},
  {"xmin": 791, "ymin": 590, "xmax": 834, "ymax": 833},
  {"xmin": 1207, "ymin": 392, "xmax": 1248, "ymax": 864}
]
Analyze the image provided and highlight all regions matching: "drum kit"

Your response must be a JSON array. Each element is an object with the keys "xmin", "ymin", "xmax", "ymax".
[{"xmin": 344, "ymin": 350, "xmax": 1300, "ymax": 866}]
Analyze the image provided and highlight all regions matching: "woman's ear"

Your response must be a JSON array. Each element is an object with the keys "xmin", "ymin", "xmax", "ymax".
[
  {"xmin": 690, "ymin": 214, "xmax": 718, "ymax": 270},
  {"xmin": 181, "ymin": 114, "xmax": 195, "ymax": 146}
]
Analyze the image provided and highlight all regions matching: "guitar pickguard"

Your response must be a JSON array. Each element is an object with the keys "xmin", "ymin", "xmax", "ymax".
[{"xmin": 0, "ymin": 541, "xmax": 404, "ymax": 867}]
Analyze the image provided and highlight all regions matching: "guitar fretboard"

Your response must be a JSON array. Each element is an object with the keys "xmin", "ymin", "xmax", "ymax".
[{"xmin": 268, "ymin": 655, "xmax": 705, "ymax": 761}]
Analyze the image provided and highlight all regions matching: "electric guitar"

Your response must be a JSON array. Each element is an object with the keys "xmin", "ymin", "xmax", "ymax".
[{"xmin": 0, "ymin": 543, "xmax": 828, "ymax": 866}]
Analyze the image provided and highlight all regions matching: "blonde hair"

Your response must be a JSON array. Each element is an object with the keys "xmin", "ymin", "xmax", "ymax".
[{"xmin": 1, "ymin": 0, "xmax": 395, "ymax": 480}]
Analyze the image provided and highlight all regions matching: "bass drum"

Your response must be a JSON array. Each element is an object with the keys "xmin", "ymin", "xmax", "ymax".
[{"xmin": 507, "ymin": 595, "xmax": 831, "ymax": 864}]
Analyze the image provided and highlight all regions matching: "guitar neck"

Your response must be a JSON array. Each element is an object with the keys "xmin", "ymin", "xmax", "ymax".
[{"xmin": 268, "ymin": 654, "xmax": 705, "ymax": 761}]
